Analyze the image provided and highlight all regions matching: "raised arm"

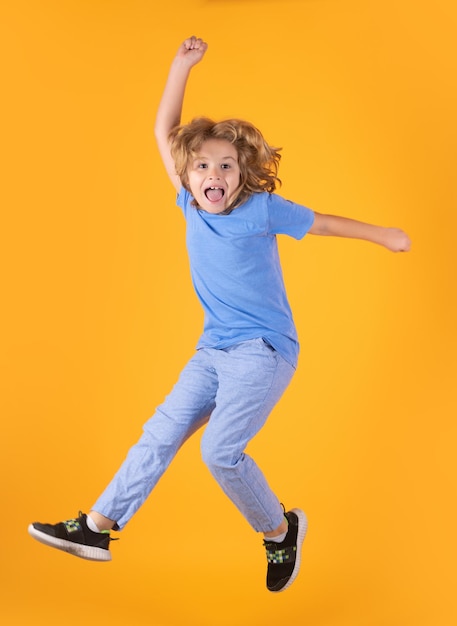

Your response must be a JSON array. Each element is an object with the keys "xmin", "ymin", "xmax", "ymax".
[
  {"xmin": 309, "ymin": 212, "xmax": 411, "ymax": 252},
  {"xmin": 154, "ymin": 36, "xmax": 208, "ymax": 193}
]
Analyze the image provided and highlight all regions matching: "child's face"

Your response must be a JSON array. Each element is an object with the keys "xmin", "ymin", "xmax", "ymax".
[{"xmin": 187, "ymin": 139, "xmax": 241, "ymax": 214}]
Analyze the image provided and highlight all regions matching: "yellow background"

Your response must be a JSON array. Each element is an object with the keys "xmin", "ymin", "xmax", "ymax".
[{"xmin": 1, "ymin": 1, "xmax": 456, "ymax": 624}]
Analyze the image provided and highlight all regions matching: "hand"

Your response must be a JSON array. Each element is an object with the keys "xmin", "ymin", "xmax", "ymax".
[
  {"xmin": 175, "ymin": 36, "xmax": 208, "ymax": 68},
  {"xmin": 382, "ymin": 227, "xmax": 411, "ymax": 252}
]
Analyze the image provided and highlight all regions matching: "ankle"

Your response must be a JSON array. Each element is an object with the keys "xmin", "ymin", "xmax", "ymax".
[
  {"xmin": 264, "ymin": 518, "xmax": 288, "ymax": 540},
  {"xmin": 88, "ymin": 511, "xmax": 116, "ymax": 532}
]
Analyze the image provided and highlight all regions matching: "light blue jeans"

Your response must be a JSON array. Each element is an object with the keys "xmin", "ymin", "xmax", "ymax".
[{"xmin": 92, "ymin": 338, "xmax": 295, "ymax": 533}]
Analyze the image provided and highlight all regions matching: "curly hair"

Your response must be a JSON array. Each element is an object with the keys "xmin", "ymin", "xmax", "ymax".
[{"xmin": 169, "ymin": 117, "xmax": 281, "ymax": 211}]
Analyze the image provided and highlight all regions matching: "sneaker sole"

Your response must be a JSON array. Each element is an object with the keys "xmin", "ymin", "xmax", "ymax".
[
  {"xmin": 270, "ymin": 508, "xmax": 308, "ymax": 593},
  {"xmin": 28, "ymin": 524, "xmax": 111, "ymax": 562}
]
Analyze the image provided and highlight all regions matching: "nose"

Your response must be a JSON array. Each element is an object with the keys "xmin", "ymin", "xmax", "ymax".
[{"xmin": 207, "ymin": 166, "xmax": 220, "ymax": 179}]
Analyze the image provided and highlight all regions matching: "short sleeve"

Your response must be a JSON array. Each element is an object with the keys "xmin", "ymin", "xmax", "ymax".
[
  {"xmin": 266, "ymin": 193, "xmax": 315, "ymax": 240},
  {"xmin": 177, "ymin": 186, "xmax": 190, "ymax": 215}
]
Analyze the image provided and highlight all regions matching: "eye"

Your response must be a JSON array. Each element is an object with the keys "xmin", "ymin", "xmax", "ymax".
[
  {"xmin": 197, "ymin": 163, "xmax": 208, "ymax": 169},
  {"xmin": 221, "ymin": 163, "xmax": 231, "ymax": 169}
]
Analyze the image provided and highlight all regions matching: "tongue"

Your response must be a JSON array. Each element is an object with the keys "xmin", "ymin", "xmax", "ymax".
[{"xmin": 206, "ymin": 188, "xmax": 224, "ymax": 202}]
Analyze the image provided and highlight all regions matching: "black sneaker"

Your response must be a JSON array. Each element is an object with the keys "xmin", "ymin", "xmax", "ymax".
[
  {"xmin": 28, "ymin": 512, "xmax": 115, "ymax": 561},
  {"xmin": 264, "ymin": 508, "xmax": 307, "ymax": 592}
]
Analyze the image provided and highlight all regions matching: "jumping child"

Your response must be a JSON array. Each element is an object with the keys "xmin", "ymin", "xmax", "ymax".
[{"xmin": 29, "ymin": 36, "xmax": 411, "ymax": 593}]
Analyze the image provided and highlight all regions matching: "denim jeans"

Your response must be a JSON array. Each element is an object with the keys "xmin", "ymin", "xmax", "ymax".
[{"xmin": 92, "ymin": 338, "xmax": 295, "ymax": 533}]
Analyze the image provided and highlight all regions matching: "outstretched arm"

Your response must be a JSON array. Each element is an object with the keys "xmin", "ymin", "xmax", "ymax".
[
  {"xmin": 154, "ymin": 36, "xmax": 208, "ymax": 193},
  {"xmin": 309, "ymin": 212, "xmax": 411, "ymax": 252}
]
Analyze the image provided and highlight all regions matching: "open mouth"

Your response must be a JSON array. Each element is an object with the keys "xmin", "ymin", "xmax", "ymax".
[{"xmin": 204, "ymin": 187, "xmax": 225, "ymax": 202}]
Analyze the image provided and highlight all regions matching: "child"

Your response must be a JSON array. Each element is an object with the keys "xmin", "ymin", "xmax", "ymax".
[{"xmin": 28, "ymin": 36, "xmax": 411, "ymax": 593}]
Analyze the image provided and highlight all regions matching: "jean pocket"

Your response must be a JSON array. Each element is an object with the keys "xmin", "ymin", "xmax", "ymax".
[{"xmin": 261, "ymin": 338, "xmax": 277, "ymax": 353}]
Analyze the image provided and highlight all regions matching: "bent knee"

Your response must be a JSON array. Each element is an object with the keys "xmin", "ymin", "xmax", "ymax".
[{"xmin": 201, "ymin": 439, "xmax": 242, "ymax": 472}]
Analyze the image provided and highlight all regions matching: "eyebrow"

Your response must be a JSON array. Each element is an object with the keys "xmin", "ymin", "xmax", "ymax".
[{"xmin": 194, "ymin": 155, "xmax": 237, "ymax": 161}]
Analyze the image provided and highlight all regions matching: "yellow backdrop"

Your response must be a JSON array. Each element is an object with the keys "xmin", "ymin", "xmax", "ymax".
[{"xmin": 1, "ymin": 1, "xmax": 456, "ymax": 624}]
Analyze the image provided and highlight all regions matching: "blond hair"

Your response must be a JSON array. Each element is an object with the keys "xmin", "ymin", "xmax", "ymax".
[{"xmin": 169, "ymin": 117, "xmax": 281, "ymax": 211}]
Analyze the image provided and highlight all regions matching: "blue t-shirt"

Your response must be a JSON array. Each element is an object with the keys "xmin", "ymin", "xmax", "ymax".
[{"xmin": 177, "ymin": 188, "xmax": 315, "ymax": 367}]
